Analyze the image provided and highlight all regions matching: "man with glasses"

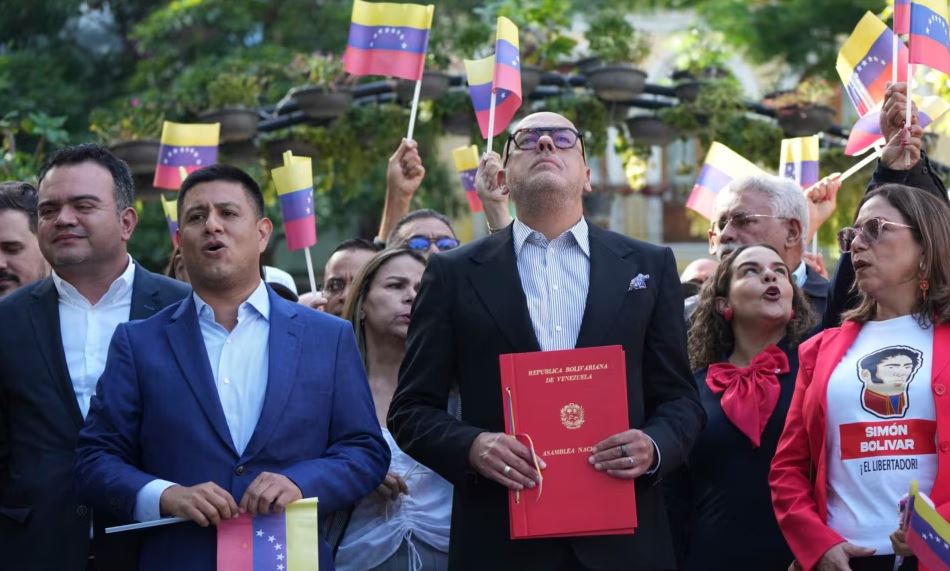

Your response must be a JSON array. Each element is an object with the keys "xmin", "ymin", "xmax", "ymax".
[
  {"xmin": 320, "ymin": 238, "xmax": 380, "ymax": 317},
  {"xmin": 386, "ymin": 208, "xmax": 459, "ymax": 257},
  {"xmin": 389, "ymin": 112, "xmax": 703, "ymax": 571}
]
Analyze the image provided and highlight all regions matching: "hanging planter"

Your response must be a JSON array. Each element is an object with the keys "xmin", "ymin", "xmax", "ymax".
[
  {"xmin": 396, "ymin": 70, "xmax": 451, "ymax": 103},
  {"xmin": 110, "ymin": 140, "xmax": 160, "ymax": 175},
  {"xmin": 626, "ymin": 115, "xmax": 679, "ymax": 147},
  {"xmin": 291, "ymin": 86, "xmax": 353, "ymax": 120},
  {"xmin": 674, "ymin": 80, "xmax": 702, "ymax": 103},
  {"xmin": 604, "ymin": 102, "xmax": 631, "ymax": 124},
  {"xmin": 199, "ymin": 108, "xmax": 259, "ymax": 143},
  {"xmin": 521, "ymin": 65, "xmax": 543, "ymax": 96},
  {"xmin": 775, "ymin": 103, "xmax": 835, "ymax": 137},
  {"xmin": 586, "ymin": 65, "xmax": 647, "ymax": 102}
]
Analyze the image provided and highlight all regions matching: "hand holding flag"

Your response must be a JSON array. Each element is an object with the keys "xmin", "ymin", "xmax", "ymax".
[
  {"xmin": 904, "ymin": 480, "xmax": 950, "ymax": 570},
  {"xmin": 217, "ymin": 498, "xmax": 320, "ymax": 571}
]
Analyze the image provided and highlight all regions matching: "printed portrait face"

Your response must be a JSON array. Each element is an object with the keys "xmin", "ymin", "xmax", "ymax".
[{"xmin": 856, "ymin": 345, "xmax": 924, "ymax": 419}]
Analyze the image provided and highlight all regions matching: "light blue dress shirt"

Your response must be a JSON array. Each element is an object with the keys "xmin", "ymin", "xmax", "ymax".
[{"xmin": 133, "ymin": 281, "xmax": 271, "ymax": 522}]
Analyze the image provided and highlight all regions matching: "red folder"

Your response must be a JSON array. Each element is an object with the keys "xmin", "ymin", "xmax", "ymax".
[{"xmin": 499, "ymin": 345, "xmax": 636, "ymax": 539}]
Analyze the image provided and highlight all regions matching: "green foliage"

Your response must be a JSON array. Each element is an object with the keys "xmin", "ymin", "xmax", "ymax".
[
  {"xmin": 494, "ymin": 0, "xmax": 577, "ymax": 68},
  {"xmin": 0, "ymin": 111, "xmax": 70, "ymax": 182},
  {"xmin": 764, "ymin": 76, "xmax": 837, "ymax": 108},
  {"xmin": 672, "ymin": 28, "xmax": 732, "ymax": 76},
  {"xmin": 207, "ymin": 72, "xmax": 262, "ymax": 110},
  {"xmin": 287, "ymin": 52, "xmax": 348, "ymax": 89},
  {"xmin": 89, "ymin": 96, "xmax": 165, "ymax": 145},
  {"xmin": 585, "ymin": 7, "xmax": 650, "ymax": 65}
]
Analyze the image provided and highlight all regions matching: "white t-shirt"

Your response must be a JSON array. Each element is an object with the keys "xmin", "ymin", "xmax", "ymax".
[{"xmin": 826, "ymin": 316, "xmax": 937, "ymax": 553}]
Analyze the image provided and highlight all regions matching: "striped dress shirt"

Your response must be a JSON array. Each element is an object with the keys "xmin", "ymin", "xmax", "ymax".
[{"xmin": 512, "ymin": 218, "xmax": 590, "ymax": 351}]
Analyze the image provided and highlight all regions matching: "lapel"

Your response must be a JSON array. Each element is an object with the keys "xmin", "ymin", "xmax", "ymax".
[
  {"xmin": 468, "ymin": 227, "xmax": 540, "ymax": 352},
  {"xmin": 932, "ymin": 323, "xmax": 950, "ymax": 383},
  {"xmin": 29, "ymin": 278, "xmax": 84, "ymax": 430},
  {"xmin": 574, "ymin": 224, "xmax": 637, "ymax": 348},
  {"xmin": 166, "ymin": 296, "xmax": 238, "ymax": 456},
  {"xmin": 241, "ymin": 290, "xmax": 303, "ymax": 460},
  {"xmin": 811, "ymin": 322, "xmax": 862, "ymax": 442},
  {"xmin": 129, "ymin": 265, "xmax": 161, "ymax": 320}
]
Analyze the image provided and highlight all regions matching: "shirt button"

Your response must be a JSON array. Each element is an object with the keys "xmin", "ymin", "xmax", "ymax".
[
  {"xmin": 235, "ymin": 465, "xmax": 246, "ymax": 475},
  {"xmin": 552, "ymin": 284, "xmax": 559, "ymax": 291},
  {"xmin": 941, "ymin": 441, "xmax": 950, "ymax": 453},
  {"xmin": 76, "ymin": 504, "xmax": 88, "ymax": 517},
  {"xmin": 555, "ymin": 326, "xmax": 562, "ymax": 332},
  {"xmin": 223, "ymin": 377, "xmax": 231, "ymax": 384},
  {"xmin": 937, "ymin": 384, "xmax": 946, "ymax": 396},
  {"xmin": 225, "ymin": 339, "xmax": 231, "ymax": 345}
]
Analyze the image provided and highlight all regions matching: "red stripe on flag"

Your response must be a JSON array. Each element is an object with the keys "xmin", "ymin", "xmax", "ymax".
[
  {"xmin": 686, "ymin": 185, "xmax": 718, "ymax": 220},
  {"xmin": 343, "ymin": 46, "xmax": 426, "ymax": 81},
  {"xmin": 284, "ymin": 216, "xmax": 317, "ymax": 251},
  {"xmin": 216, "ymin": 514, "xmax": 253, "ymax": 571},
  {"xmin": 465, "ymin": 190, "xmax": 484, "ymax": 213},
  {"xmin": 154, "ymin": 165, "xmax": 201, "ymax": 191},
  {"xmin": 910, "ymin": 35, "xmax": 950, "ymax": 75},
  {"xmin": 494, "ymin": 65, "xmax": 522, "ymax": 97},
  {"xmin": 474, "ymin": 96, "xmax": 522, "ymax": 139}
]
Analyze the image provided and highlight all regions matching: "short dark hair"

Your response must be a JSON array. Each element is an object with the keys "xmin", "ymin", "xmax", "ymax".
[
  {"xmin": 330, "ymin": 238, "xmax": 381, "ymax": 257},
  {"xmin": 386, "ymin": 208, "xmax": 456, "ymax": 245},
  {"xmin": 0, "ymin": 181, "xmax": 39, "ymax": 232},
  {"xmin": 178, "ymin": 164, "xmax": 265, "ymax": 219},
  {"xmin": 38, "ymin": 144, "xmax": 134, "ymax": 211}
]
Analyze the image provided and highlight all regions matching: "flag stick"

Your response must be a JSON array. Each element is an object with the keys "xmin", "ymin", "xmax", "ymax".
[
  {"xmin": 178, "ymin": 166, "xmax": 189, "ymax": 187},
  {"xmin": 892, "ymin": 35, "xmax": 899, "ymax": 85},
  {"xmin": 906, "ymin": 60, "xmax": 914, "ymax": 131},
  {"xmin": 486, "ymin": 91, "xmax": 498, "ymax": 154},
  {"xmin": 303, "ymin": 247, "xmax": 318, "ymax": 296},
  {"xmin": 838, "ymin": 145, "xmax": 883, "ymax": 183},
  {"xmin": 106, "ymin": 517, "xmax": 187, "ymax": 534},
  {"xmin": 406, "ymin": 78, "xmax": 423, "ymax": 141}
]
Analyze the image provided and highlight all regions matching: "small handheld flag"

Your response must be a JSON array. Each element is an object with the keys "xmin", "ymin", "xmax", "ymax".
[
  {"xmin": 908, "ymin": 0, "xmax": 950, "ymax": 76},
  {"xmin": 686, "ymin": 142, "xmax": 766, "ymax": 220},
  {"xmin": 342, "ymin": 0, "xmax": 435, "ymax": 81},
  {"xmin": 217, "ymin": 498, "xmax": 320, "ymax": 571},
  {"xmin": 160, "ymin": 195, "xmax": 179, "ymax": 248},
  {"xmin": 836, "ymin": 12, "xmax": 909, "ymax": 117},
  {"xmin": 154, "ymin": 122, "xmax": 220, "ymax": 190},
  {"xmin": 453, "ymin": 145, "xmax": 483, "ymax": 213},
  {"xmin": 272, "ymin": 152, "xmax": 317, "ymax": 252},
  {"xmin": 895, "ymin": 0, "xmax": 911, "ymax": 35},
  {"xmin": 779, "ymin": 136, "xmax": 820, "ymax": 189},
  {"xmin": 845, "ymin": 95, "xmax": 949, "ymax": 155},
  {"xmin": 464, "ymin": 17, "xmax": 523, "ymax": 147},
  {"xmin": 905, "ymin": 481, "xmax": 950, "ymax": 571}
]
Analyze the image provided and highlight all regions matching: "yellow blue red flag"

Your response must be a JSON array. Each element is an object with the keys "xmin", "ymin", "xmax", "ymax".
[
  {"xmin": 687, "ymin": 142, "xmax": 766, "ymax": 220},
  {"xmin": 836, "ymin": 12, "xmax": 909, "ymax": 117},
  {"xmin": 779, "ymin": 136, "xmax": 820, "ymax": 189},
  {"xmin": 271, "ymin": 152, "xmax": 317, "ymax": 251},
  {"xmin": 909, "ymin": 0, "xmax": 950, "ymax": 75},
  {"xmin": 217, "ymin": 498, "xmax": 320, "ymax": 570},
  {"xmin": 343, "ymin": 0, "xmax": 435, "ymax": 81},
  {"xmin": 153, "ymin": 121, "xmax": 220, "ymax": 190},
  {"xmin": 453, "ymin": 145, "xmax": 483, "ymax": 213}
]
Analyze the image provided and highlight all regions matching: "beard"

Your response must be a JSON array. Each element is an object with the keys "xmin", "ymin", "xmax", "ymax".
[{"xmin": 508, "ymin": 173, "xmax": 576, "ymax": 219}]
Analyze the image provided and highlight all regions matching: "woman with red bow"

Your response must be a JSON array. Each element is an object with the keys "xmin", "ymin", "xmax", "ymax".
[
  {"xmin": 679, "ymin": 243, "xmax": 816, "ymax": 569},
  {"xmin": 770, "ymin": 185, "xmax": 950, "ymax": 571}
]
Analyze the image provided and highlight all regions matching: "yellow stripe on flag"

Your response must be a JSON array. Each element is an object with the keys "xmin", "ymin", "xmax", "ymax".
[
  {"xmin": 705, "ymin": 142, "xmax": 765, "ymax": 178},
  {"xmin": 496, "ymin": 16, "xmax": 519, "ymax": 49},
  {"xmin": 464, "ymin": 56, "xmax": 495, "ymax": 86},
  {"xmin": 351, "ymin": 0, "xmax": 434, "ymax": 30},
  {"xmin": 453, "ymin": 145, "xmax": 479, "ymax": 172},
  {"xmin": 836, "ymin": 12, "xmax": 888, "ymax": 85},
  {"xmin": 920, "ymin": 94, "xmax": 950, "ymax": 126},
  {"xmin": 285, "ymin": 498, "xmax": 319, "ymax": 571},
  {"xmin": 272, "ymin": 155, "xmax": 313, "ymax": 196},
  {"xmin": 916, "ymin": 0, "xmax": 949, "ymax": 18},
  {"xmin": 159, "ymin": 121, "xmax": 220, "ymax": 147},
  {"xmin": 160, "ymin": 194, "xmax": 178, "ymax": 222},
  {"xmin": 780, "ymin": 136, "xmax": 820, "ymax": 163}
]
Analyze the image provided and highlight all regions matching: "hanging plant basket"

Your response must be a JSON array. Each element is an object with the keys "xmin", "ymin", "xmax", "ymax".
[
  {"xmin": 110, "ymin": 140, "xmax": 160, "ymax": 175},
  {"xmin": 626, "ymin": 115, "xmax": 679, "ymax": 147},
  {"xmin": 604, "ymin": 103, "xmax": 631, "ymax": 124},
  {"xmin": 198, "ymin": 108, "xmax": 259, "ymax": 143},
  {"xmin": 586, "ymin": 65, "xmax": 647, "ymax": 102},
  {"xmin": 775, "ymin": 103, "xmax": 835, "ymax": 137},
  {"xmin": 291, "ymin": 86, "xmax": 353, "ymax": 120},
  {"xmin": 674, "ymin": 80, "xmax": 702, "ymax": 103},
  {"xmin": 521, "ymin": 65, "xmax": 543, "ymax": 96},
  {"xmin": 396, "ymin": 71, "xmax": 451, "ymax": 103}
]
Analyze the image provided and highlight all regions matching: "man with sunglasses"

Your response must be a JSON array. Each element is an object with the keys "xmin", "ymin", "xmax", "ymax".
[
  {"xmin": 386, "ymin": 208, "xmax": 460, "ymax": 257},
  {"xmin": 389, "ymin": 112, "xmax": 703, "ymax": 571}
]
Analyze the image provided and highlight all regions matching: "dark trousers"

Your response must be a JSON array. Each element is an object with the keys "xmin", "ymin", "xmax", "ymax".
[
  {"xmin": 849, "ymin": 555, "xmax": 918, "ymax": 571},
  {"xmin": 554, "ymin": 548, "xmax": 674, "ymax": 571}
]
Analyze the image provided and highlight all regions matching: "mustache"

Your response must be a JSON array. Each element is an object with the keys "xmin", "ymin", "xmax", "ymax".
[
  {"xmin": 715, "ymin": 245, "xmax": 735, "ymax": 260},
  {"xmin": 0, "ymin": 270, "xmax": 19, "ymax": 283}
]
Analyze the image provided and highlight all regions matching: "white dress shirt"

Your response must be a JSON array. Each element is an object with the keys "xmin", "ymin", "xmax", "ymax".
[
  {"xmin": 134, "ymin": 281, "xmax": 271, "ymax": 522},
  {"xmin": 53, "ymin": 255, "xmax": 135, "ymax": 418}
]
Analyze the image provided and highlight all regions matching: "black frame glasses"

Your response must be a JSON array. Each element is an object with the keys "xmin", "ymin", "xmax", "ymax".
[
  {"xmin": 503, "ymin": 127, "xmax": 586, "ymax": 166},
  {"xmin": 837, "ymin": 217, "xmax": 915, "ymax": 253},
  {"xmin": 406, "ymin": 235, "xmax": 460, "ymax": 252}
]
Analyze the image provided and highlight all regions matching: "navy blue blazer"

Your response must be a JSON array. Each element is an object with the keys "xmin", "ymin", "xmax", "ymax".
[{"xmin": 76, "ymin": 286, "xmax": 389, "ymax": 571}]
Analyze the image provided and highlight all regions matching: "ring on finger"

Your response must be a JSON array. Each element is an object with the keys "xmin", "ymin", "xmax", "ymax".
[
  {"xmin": 627, "ymin": 456, "xmax": 635, "ymax": 466},
  {"xmin": 619, "ymin": 443, "xmax": 629, "ymax": 457},
  {"xmin": 503, "ymin": 465, "xmax": 512, "ymax": 476}
]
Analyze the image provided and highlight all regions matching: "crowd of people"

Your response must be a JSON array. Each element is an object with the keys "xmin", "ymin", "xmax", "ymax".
[{"xmin": 1, "ymin": 81, "xmax": 949, "ymax": 571}]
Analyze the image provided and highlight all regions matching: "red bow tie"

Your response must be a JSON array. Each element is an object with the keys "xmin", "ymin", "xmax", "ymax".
[{"xmin": 705, "ymin": 345, "xmax": 790, "ymax": 448}]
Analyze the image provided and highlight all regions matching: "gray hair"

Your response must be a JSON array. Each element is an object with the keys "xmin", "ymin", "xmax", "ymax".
[{"xmin": 715, "ymin": 175, "xmax": 809, "ymax": 243}]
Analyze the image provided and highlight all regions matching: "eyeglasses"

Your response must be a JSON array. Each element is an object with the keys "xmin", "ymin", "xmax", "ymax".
[
  {"xmin": 323, "ymin": 277, "xmax": 349, "ymax": 295},
  {"xmin": 837, "ymin": 217, "xmax": 915, "ymax": 253},
  {"xmin": 406, "ymin": 235, "xmax": 460, "ymax": 252},
  {"xmin": 503, "ymin": 127, "xmax": 586, "ymax": 165},
  {"xmin": 712, "ymin": 212, "xmax": 786, "ymax": 232}
]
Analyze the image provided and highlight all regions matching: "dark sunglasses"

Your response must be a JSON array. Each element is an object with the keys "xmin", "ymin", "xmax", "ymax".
[
  {"xmin": 503, "ymin": 127, "xmax": 586, "ymax": 165},
  {"xmin": 406, "ymin": 235, "xmax": 459, "ymax": 252},
  {"xmin": 837, "ymin": 217, "xmax": 915, "ymax": 253}
]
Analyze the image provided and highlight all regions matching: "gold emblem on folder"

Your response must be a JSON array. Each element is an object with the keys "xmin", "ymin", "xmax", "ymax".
[{"xmin": 560, "ymin": 403, "xmax": 585, "ymax": 430}]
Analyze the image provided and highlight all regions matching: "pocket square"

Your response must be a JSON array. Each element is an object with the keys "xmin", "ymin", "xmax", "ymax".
[{"xmin": 628, "ymin": 274, "xmax": 650, "ymax": 291}]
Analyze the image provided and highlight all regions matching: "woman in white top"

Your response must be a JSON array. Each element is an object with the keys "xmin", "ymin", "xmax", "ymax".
[
  {"xmin": 338, "ymin": 248, "xmax": 451, "ymax": 571},
  {"xmin": 770, "ymin": 184, "xmax": 950, "ymax": 571}
]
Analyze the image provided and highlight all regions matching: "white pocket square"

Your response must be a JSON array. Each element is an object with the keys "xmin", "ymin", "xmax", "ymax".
[{"xmin": 628, "ymin": 274, "xmax": 650, "ymax": 291}]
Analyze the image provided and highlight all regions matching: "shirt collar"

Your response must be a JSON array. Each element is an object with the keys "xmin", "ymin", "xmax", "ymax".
[
  {"xmin": 52, "ymin": 254, "xmax": 136, "ymax": 307},
  {"xmin": 512, "ymin": 217, "xmax": 590, "ymax": 257},
  {"xmin": 194, "ymin": 280, "xmax": 270, "ymax": 324},
  {"xmin": 792, "ymin": 260, "xmax": 808, "ymax": 288}
]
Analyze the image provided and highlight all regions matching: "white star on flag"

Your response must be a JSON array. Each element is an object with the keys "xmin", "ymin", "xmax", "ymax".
[
  {"xmin": 275, "ymin": 543, "xmax": 282, "ymax": 551},
  {"xmin": 268, "ymin": 535, "xmax": 275, "ymax": 543},
  {"xmin": 277, "ymin": 553, "xmax": 284, "ymax": 561},
  {"xmin": 256, "ymin": 529, "xmax": 264, "ymax": 537}
]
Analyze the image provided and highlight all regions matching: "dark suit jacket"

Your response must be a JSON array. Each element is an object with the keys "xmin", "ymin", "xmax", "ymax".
[
  {"xmin": 388, "ymin": 222, "xmax": 705, "ymax": 571},
  {"xmin": 75, "ymin": 287, "xmax": 390, "ymax": 571},
  {"xmin": 0, "ymin": 265, "xmax": 189, "ymax": 571}
]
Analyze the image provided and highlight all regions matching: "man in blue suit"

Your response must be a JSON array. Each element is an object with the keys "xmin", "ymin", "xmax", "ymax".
[{"xmin": 76, "ymin": 164, "xmax": 389, "ymax": 570}]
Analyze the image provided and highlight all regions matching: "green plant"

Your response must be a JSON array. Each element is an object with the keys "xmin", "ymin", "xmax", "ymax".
[
  {"xmin": 89, "ymin": 96, "xmax": 164, "ymax": 145},
  {"xmin": 585, "ymin": 8, "xmax": 650, "ymax": 65},
  {"xmin": 496, "ymin": 0, "xmax": 577, "ymax": 70},
  {"xmin": 673, "ymin": 28, "xmax": 731, "ymax": 77},
  {"xmin": 207, "ymin": 71, "xmax": 262, "ymax": 109},
  {"xmin": 0, "ymin": 111, "xmax": 70, "ymax": 182},
  {"xmin": 764, "ymin": 76, "xmax": 836, "ymax": 109},
  {"xmin": 288, "ymin": 52, "xmax": 349, "ymax": 90}
]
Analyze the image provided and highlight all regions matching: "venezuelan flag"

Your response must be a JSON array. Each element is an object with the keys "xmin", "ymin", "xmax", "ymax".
[
  {"xmin": 153, "ymin": 121, "xmax": 220, "ymax": 190},
  {"xmin": 342, "ymin": 0, "xmax": 435, "ymax": 82},
  {"xmin": 464, "ymin": 17, "xmax": 523, "ymax": 140},
  {"xmin": 160, "ymin": 194, "xmax": 179, "ymax": 248},
  {"xmin": 217, "ymin": 498, "xmax": 320, "ymax": 571},
  {"xmin": 896, "ymin": 0, "xmax": 911, "ymax": 35},
  {"xmin": 837, "ymin": 12, "xmax": 909, "ymax": 117},
  {"xmin": 686, "ymin": 142, "xmax": 765, "ymax": 220},
  {"xmin": 272, "ymin": 152, "xmax": 317, "ymax": 251},
  {"xmin": 779, "ymin": 136, "xmax": 820, "ymax": 189},
  {"xmin": 493, "ymin": 17, "xmax": 522, "ymax": 104},
  {"xmin": 845, "ymin": 95, "xmax": 949, "ymax": 155},
  {"xmin": 905, "ymin": 482, "xmax": 950, "ymax": 571},
  {"xmin": 453, "ymin": 145, "xmax": 483, "ymax": 213},
  {"xmin": 909, "ymin": 0, "xmax": 950, "ymax": 76}
]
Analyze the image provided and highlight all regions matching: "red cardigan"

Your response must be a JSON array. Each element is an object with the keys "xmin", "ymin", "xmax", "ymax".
[{"xmin": 769, "ymin": 321, "xmax": 950, "ymax": 571}]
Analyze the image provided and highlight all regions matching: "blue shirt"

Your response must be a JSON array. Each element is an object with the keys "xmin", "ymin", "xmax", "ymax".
[{"xmin": 133, "ymin": 281, "xmax": 271, "ymax": 522}]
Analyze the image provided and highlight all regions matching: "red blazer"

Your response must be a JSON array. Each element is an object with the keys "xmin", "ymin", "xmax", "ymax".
[{"xmin": 769, "ymin": 321, "xmax": 950, "ymax": 571}]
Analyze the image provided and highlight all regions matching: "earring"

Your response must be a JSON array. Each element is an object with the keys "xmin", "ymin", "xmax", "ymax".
[
  {"xmin": 919, "ymin": 261, "xmax": 929, "ymax": 301},
  {"xmin": 790, "ymin": 309, "xmax": 796, "ymax": 320},
  {"xmin": 721, "ymin": 307, "xmax": 734, "ymax": 322}
]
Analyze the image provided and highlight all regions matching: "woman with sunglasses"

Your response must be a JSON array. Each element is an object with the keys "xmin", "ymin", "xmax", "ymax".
[
  {"xmin": 770, "ymin": 184, "xmax": 950, "ymax": 571},
  {"xmin": 334, "ymin": 248, "xmax": 452, "ymax": 571},
  {"xmin": 678, "ymin": 244, "xmax": 814, "ymax": 570}
]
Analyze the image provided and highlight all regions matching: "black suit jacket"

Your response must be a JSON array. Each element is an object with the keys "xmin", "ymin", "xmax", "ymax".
[
  {"xmin": 388, "ymin": 222, "xmax": 705, "ymax": 571},
  {"xmin": 0, "ymin": 265, "xmax": 190, "ymax": 571}
]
